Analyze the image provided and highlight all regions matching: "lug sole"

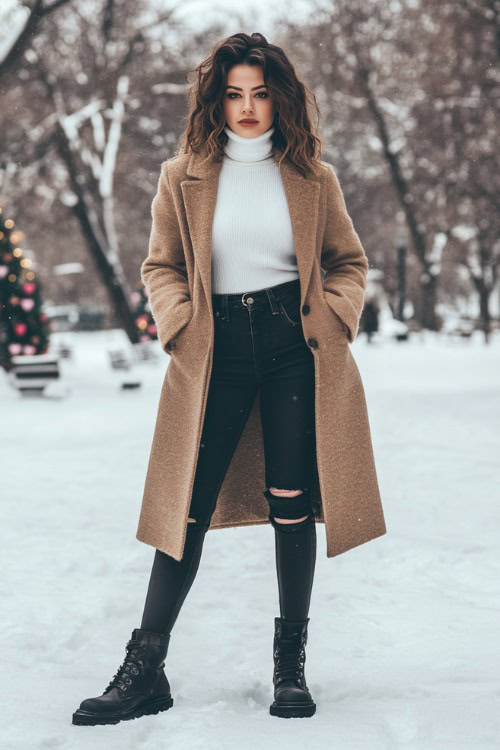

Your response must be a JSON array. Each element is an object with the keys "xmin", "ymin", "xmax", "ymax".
[
  {"xmin": 72, "ymin": 694, "xmax": 174, "ymax": 726},
  {"xmin": 270, "ymin": 700, "xmax": 316, "ymax": 718}
]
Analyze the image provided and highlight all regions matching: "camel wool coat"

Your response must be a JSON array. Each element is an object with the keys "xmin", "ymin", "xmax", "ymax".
[{"xmin": 136, "ymin": 148, "xmax": 387, "ymax": 562}]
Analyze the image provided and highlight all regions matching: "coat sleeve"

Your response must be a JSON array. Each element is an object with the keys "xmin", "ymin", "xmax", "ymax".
[
  {"xmin": 320, "ymin": 163, "xmax": 368, "ymax": 343},
  {"xmin": 141, "ymin": 160, "xmax": 193, "ymax": 352}
]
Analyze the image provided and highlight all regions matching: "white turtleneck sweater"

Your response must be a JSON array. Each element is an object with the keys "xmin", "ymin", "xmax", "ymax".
[{"xmin": 210, "ymin": 125, "xmax": 299, "ymax": 294}]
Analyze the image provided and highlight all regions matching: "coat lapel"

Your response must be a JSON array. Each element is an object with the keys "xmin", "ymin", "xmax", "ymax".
[{"xmin": 180, "ymin": 149, "xmax": 321, "ymax": 307}]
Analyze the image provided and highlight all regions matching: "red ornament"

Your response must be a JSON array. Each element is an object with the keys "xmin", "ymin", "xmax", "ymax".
[
  {"xmin": 23, "ymin": 281, "xmax": 36, "ymax": 295},
  {"xmin": 14, "ymin": 322, "xmax": 27, "ymax": 336}
]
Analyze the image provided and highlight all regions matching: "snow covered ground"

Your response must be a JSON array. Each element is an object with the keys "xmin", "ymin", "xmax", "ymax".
[{"xmin": 1, "ymin": 328, "xmax": 499, "ymax": 749}]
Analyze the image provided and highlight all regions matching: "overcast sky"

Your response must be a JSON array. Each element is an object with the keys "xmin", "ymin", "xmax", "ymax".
[{"xmin": 172, "ymin": 0, "xmax": 312, "ymax": 30}]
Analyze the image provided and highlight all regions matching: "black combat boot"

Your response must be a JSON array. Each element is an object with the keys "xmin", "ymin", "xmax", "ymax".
[
  {"xmin": 269, "ymin": 617, "xmax": 316, "ymax": 718},
  {"xmin": 72, "ymin": 628, "xmax": 173, "ymax": 725}
]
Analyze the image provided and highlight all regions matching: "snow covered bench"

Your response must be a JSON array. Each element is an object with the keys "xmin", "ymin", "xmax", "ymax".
[{"xmin": 9, "ymin": 353, "xmax": 60, "ymax": 397}]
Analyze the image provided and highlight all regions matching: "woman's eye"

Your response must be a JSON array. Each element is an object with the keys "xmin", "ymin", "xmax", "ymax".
[{"xmin": 227, "ymin": 92, "xmax": 268, "ymax": 99}]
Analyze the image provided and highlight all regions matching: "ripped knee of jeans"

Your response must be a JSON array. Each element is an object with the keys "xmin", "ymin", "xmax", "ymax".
[{"xmin": 262, "ymin": 487, "xmax": 313, "ymax": 522}]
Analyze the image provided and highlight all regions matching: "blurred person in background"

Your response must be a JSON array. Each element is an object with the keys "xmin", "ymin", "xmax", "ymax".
[{"xmin": 362, "ymin": 294, "xmax": 380, "ymax": 343}]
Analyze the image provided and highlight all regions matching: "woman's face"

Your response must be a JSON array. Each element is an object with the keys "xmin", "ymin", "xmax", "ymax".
[{"xmin": 223, "ymin": 64, "xmax": 275, "ymax": 138}]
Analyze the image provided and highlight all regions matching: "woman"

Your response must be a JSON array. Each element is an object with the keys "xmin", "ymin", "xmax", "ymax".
[{"xmin": 73, "ymin": 32, "xmax": 386, "ymax": 726}]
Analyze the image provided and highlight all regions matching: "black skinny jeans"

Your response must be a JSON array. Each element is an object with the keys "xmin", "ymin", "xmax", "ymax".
[{"xmin": 141, "ymin": 278, "xmax": 317, "ymax": 634}]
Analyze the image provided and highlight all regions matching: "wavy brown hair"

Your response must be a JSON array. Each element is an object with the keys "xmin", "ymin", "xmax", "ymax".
[{"xmin": 176, "ymin": 32, "xmax": 323, "ymax": 178}]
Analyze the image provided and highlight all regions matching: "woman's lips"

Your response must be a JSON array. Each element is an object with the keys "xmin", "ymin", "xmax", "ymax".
[{"xmin": 238, "ymin": 121, "xmax": 258, "ymax": 127}]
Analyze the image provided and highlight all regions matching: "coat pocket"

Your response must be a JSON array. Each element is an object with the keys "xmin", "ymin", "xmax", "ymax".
[
  {"xmin": 322, "ymin": 292, "xmax": 349, "ymax": 339},
  {"xmin": 164, "ymin": 303, "xmax": 194, "ymax": 353}
]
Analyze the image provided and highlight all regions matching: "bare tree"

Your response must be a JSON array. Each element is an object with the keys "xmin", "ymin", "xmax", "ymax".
[
  {"xmin": 412, "ymin": 0, "xmax": 500, "ymax": 339},
  {"xmin": 0, "ymin": 0, "xmax": 73, "ymax": 80},
  {"xmin": 279, "ymin": 0, "xmax": 498, "ymax": 333},
  {"xmin": 0, "ymin": 0, "xmax": 193, "ymax": 342}
]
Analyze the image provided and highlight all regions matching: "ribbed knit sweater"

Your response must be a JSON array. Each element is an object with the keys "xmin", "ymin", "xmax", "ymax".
[{"xmin": 210, "ymin": 125, "xmax": 299, "ymax": 294}]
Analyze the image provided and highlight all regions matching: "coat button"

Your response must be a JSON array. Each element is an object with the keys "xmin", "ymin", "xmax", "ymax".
[
  {"xmin": 302, "ymin": 304, "xmax": 310, "ymax": 315},
  {"xmin": 166, "ymin": 341, "xmax": 176, "ymax": 350},
  {"xmin": 307, "ymin": 337, "xmax": 318, "ymax": 349}
]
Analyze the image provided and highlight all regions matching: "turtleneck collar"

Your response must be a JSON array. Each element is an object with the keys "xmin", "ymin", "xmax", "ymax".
[{"xmin": 223, "ymin": 125, "xmax": 275, "ymax": 163}]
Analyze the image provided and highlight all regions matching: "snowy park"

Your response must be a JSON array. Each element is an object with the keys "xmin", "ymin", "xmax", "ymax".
[
  {"xmin": 1, "ymin": 0, "xmax": 499, "ymax": 747},
  {"xmin": 2, "ymin": 328, "xmax": 499, "ymax": 749}
]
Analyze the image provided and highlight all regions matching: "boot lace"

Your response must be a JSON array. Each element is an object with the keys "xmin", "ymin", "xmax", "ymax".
[
  {"xmin": 274, "ymin": 642, "xmax": 306, "ymax": 683},
  {"xmin": 104, "ymin": 638, "xmax": 145, "ymax": 694}
]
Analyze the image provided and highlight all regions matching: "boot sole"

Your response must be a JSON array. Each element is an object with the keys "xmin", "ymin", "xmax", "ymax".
[
  {"xmin": 270, "ymin": 700, "xmax": 316, "ymax": 718},
  {"xmin": 72, "ymin": 694, "xmax": 174, "ymax": 725}
]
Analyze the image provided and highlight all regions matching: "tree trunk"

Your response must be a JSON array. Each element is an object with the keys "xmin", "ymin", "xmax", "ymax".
[
  {"xmin": 418, "ymin": 272, "xmax": 439, "ymax": 331},
  {"xmin": 55, "ymin": 123, "xmax": 139, "ymax": 344}
]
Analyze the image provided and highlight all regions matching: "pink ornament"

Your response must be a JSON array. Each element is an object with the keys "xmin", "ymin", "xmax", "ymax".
[
  {"xmin": 0, "ymin": 265, "xmax": 8, "ymax": 278},
  {"xmin": 14, "ymin": 322, "xmax": 27, "ymax": 336},
  {"xmin": 147, "ymin": 324, "xmax": 157, "ymax": 335},
  {"xmin": 8, "ymin": 343, "xmax": 22, "ymax": 355},
  {"xmin": 23, "ymin": 344, "xmax": 37, "ymax": 355},
  {"xmin": 20, "ymin": 298, "xmax": 35, "ymax": 312},
  {"xmin": 23, "ymin": 281, "xmax": 36, "ymax": 295}
]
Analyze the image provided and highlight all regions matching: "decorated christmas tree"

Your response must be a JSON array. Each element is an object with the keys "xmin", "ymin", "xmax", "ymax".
[
  {"xmin": 130, "ymin": 283, "xmax": 157, "ymax": 342},
  {"xmin": 0, "ymin": 207, "xmax": 50, "ymax": 370}
]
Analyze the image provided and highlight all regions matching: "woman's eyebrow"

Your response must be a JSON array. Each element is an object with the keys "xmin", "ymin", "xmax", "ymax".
[{"xmin": 225, "ymin": 84, "xmax": 267, "ymax": 91}]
